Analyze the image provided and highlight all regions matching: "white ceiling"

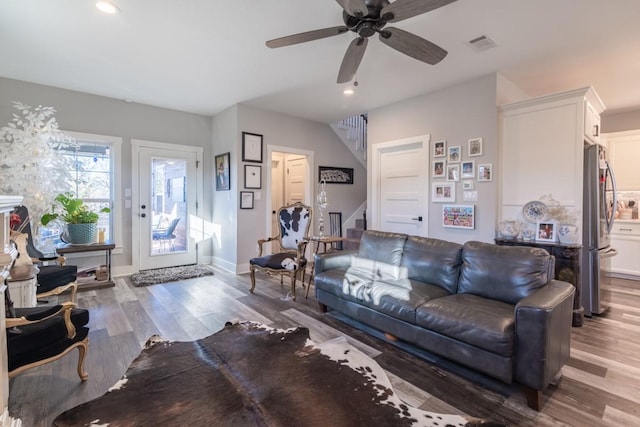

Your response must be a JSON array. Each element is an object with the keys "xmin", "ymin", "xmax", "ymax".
[{"xmin": 1, "ymin": 0, "xmax": 639, "ymax": 124}]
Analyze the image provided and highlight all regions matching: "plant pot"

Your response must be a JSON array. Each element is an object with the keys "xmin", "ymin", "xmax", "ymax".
[{"xmin": 64, "ymin": 223, "xmax": 97, "ymax": 245}]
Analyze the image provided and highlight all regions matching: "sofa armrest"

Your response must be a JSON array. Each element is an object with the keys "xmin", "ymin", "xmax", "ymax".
[
  {"xmin": 314, "ymin": 250, "xmax": 357, "ymax": 274},
  {"xmin": 514, "ymin": 279, "xmax": 575, "ymax": 391}
]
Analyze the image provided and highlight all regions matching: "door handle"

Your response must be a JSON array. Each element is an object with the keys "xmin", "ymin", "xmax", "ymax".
[{"xmin": 411, "ymin": 216, "xmax": 423, "ymax": 222}]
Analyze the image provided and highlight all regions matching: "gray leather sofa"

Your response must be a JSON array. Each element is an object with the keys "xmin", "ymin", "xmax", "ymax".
[{"xmin": 313, "ymin": 230, "xmax": 575, "ymax": 410}]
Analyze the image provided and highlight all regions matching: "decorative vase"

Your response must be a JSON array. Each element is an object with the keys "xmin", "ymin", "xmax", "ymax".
[
  {"xmin": 498, "ymin": 220, "xmax": 523, "ymax": 239},
  {"xmin": 64, "ymin": 223, "xmax": 97, "ymax": 245},
  {"xmin": 558, "ymin": 224, "xmax": 579, "ymax": 244}
]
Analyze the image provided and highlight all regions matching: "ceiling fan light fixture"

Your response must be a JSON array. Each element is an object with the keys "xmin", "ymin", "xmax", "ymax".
[{"xmin": 96, "ymin": 1, "xmax": 120, "ymax": 15}]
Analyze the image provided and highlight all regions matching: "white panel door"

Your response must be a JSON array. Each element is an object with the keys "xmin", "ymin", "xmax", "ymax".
[
  {"xmin": 285, "ymin": 155, "xmax": 306, "ymax": 204},
  {"xmin": 378, "ymin": 141, "xmax": 428, "ymax": 235}
]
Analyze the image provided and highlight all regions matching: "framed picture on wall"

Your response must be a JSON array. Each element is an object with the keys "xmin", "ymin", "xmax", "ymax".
[
  {"xmin": 442, "ymin": 205, "xmax": 475, "ymax": 229},
  {"xmin": 433, "ymin": 140, "xmax": 446, "ymax": 158},
  {"xmin": 215, "ymin": 152, "xmax": 230, "ymax": 191},
  {"xmin": 432, "ymin": 160, "xmax": 445, "ymax": 178},
  {"xmin": 468, "ymin": 138, "xmax": 483, "ymax": 157},
  {"xmin": 447, "ymin": 146, "xmax": 461, "ymax": 163},
  {"xmin": 244, "ymin": 164, "xmax": 262, "ymax": 189},
  {"xmin": 477, "ymin": 163, "xmax": 493, "ymax": 181},
  {"xmin": 242, "ymin": 132, "xmax": 263, "ymax": 163},
  {"xmin": 461, "ymin": 160, "xmax": 475, "ymax": 179},
  {"xmin": 432, "ymin": 183, "xmax": 455, "ymax": 203},
  {"xmin": 319, "ymin": 166, "xmax": 354, "ymax": 184},
  {"xmin": 240, "ymin": 191, "xmax": 254, "ymax": 209},
  {"xmin": 446, "ymin": 164, "xmax": 460, "ymax": 182}
]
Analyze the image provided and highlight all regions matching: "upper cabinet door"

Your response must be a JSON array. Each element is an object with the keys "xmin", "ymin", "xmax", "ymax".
[{"xmin": 584, "ymin": 101, "xmax": 601, "ymax": 145}]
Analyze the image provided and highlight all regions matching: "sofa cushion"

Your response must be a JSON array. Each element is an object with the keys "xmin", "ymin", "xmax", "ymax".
[
  {"xmin": 315, "ymin": 268, "xmax": 448, "ymax": 324},
  {"xmin": 400, "ymin": 236, "xmax": 462, "ymax": 294},
  {"xmin": 357, "ymin": 230, "xmax": 407, "ymax": 266},
  {"xmin": 415, "ymin": 294, "xmax": 515, "ymax": 356},
  {"xmin": 458, "ymin": 241, "xmax": 552, "ymax": 305}
]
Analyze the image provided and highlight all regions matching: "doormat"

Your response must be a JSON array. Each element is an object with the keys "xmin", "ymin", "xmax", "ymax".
[{"xmin": 130, "ymin": 264, "xmax": 214, "ymax": 287}]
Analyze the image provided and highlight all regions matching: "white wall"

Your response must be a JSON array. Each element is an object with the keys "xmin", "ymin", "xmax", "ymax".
[
  {"xmin": 211, "ymin": 103, "xmax": 367, "ymax": 273},
  {"xmin": 0, "ymin": 77, "xmax": 212, "ymax": 275},
  {"xmin": 367, "ymin": 74, "xmax": 500, "ymax": 244}
]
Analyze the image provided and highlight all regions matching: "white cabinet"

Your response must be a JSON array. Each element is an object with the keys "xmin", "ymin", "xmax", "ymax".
[
  {"xmin": 606, "ymin": 221, "xmax": 640, "ymax": 277},
  {"xmin": 499, "ymin": 87, "xmax": 605, "ymax": 244},
  {"xmin": 6, "ymin": 272, "xmax": 37, "ymax": 308},
  {"xmin": 605, "ymin": 130, "xmax": 640, "ymax": 191},
  {"xmin": 584, "ymin": 101, "xmax": 601, "ymax": 144}
]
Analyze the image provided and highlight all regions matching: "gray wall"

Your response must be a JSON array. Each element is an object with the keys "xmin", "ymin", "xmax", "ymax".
[
  {"xmin": 602, "ymin": 108, "xmax": 640, "ymax": 133},
  {"xmin": 211, "ymin": 103, "xmax": 367, "ymax": 273},
  {"xmin": 367, "ymin": 74, "xmax": 500, "ymax": 244},
  {"xmin": 0, "ymin": 77, "xmax": 212, "ymax": 273}
]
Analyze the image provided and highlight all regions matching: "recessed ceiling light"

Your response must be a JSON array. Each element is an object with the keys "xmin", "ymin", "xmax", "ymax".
[
  {"xmin": 96, "ymin": 1, "xmax": 120, "ymax": 15},
  {"xmin": 343, "ymin": 88, "xmax": 355, "ymax": 96}
]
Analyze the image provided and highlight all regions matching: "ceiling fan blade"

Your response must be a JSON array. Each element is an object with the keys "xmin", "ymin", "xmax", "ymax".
[
  {"xmin": 335, "ymin": 0, "xmax": 369, "ymax": 17},
  {"xmin": 266, "ymin": 26, "xmax": 348, "ymax": 48},
  {"xmin": 381, "ymin": 0, "xmax": 457, "ymax": 23},
  {"xmin": 337, "ymin": 37, "xmax": 368, "ymax": 83},
  {"xmin": 379, "ymin": 27, "xmax": 447, "ymax": 65}
]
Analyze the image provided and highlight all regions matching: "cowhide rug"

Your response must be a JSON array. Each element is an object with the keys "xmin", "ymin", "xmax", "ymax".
[{"xmin": 54, "ymin": 322, "xmax": 503, "ymax": 427}]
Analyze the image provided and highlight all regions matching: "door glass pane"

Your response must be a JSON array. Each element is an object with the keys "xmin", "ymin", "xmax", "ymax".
[{"xmin": 150, "ymin": 158, "xmax": 187, "ymax": 254}]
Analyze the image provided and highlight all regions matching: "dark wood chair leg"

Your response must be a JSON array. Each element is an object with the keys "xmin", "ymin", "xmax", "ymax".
[{"xmin": 523, "ymin": 386, "xmax": 543, "ymax": 411}]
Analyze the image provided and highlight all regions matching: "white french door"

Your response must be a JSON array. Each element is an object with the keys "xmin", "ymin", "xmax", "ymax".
[{"xmin": 133, "ymin": 140, "xmax": 202, "ymax": 270}]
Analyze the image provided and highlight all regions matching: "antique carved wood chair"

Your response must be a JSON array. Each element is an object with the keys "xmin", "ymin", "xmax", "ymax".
[
  {"xmin": 11, "ymin": 206, "xmax": 78, "ymax": 302},
  {"xmin": 249, "ymin": 202, "xmax": 312, "ymax": 300},
  {"xmin": 5, "ymin": 294, "xmax": 90, "ymax": 381}
]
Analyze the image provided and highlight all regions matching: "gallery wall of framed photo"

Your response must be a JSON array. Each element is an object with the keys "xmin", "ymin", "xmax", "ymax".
[{"xmin": 431, "ymin": 137, "xmax": 492, "ymax": 231}]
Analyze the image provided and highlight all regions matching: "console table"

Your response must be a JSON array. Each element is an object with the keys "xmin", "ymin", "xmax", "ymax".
[
  {"xmin": 56, "ymin": 241, "xmax": 116, "ymax": 291},
  {"xmin": 495, "ymin": 238, "xmax": 584, "ymax": 327}
]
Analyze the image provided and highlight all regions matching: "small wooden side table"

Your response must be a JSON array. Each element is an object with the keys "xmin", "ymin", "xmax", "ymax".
[
  {"xmin": 305, "ymin": 236, "xmax": 346, "ymax": 299},
  {"xmin": 56, "ymin": 241, "xmax": 116, "ymax": 291}
]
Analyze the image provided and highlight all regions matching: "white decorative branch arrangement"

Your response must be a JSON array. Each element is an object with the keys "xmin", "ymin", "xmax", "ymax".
[{"xmin": 0, "ymin": 102, "xmax": 77, "ymax": 224}]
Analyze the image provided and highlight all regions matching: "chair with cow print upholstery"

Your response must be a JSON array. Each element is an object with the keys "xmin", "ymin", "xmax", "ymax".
[{"xmin": 249, "ymin": 202, "xmax": 312, "ymax": 300}]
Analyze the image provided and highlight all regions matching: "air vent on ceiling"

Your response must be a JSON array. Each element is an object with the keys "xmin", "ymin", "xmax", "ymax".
[{"xmin": 467, "ymin": 35, "xmax": 497, "ymax": 52}]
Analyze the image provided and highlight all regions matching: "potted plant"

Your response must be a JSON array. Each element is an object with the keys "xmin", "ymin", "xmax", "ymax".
[{"xmin": 41, "ymin": 192, "xmax": 110, "ymax": 244}]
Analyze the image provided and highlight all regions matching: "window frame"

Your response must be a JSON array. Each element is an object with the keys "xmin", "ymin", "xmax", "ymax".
[{"xmin": 63, "ymin": 131, "xmax": 123, "ymax": 254}]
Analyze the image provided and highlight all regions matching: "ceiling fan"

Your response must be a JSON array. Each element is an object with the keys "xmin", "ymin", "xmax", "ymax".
[{"xmin": 266, "ymin": 0, "xmax": 458, "ymax": 84}]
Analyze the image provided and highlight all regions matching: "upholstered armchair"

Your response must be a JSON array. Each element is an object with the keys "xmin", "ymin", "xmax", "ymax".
[
  {"xmin": 6, "ymin": 300, "xmax": 90, "ymax": 380},
  {"xmin": 11, "ymin": 206, "xmax": 78, "ymax": 303},
  {"xmin": 249, "ymin": 202, "xmax": 312, "ymax": 300}
]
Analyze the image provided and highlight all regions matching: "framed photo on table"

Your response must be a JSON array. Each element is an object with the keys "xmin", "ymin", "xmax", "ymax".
[
  {"xmin": 242, "ymin": 132, "xmax": 263, "ymax": 163},
  {"xmin": 536, "ymin": 221, "xmax": 557, "ymax": 242},
  {"xmin": 215, "ymin": 152, "xmax": 230, "ymax": 191},
  {"xmin": 244, "ymin": 164, "xmax": 262, "ymax": 189},
  {"xmin": 240, "ymin": 191, "xmax": 254, "ymax": 209}
]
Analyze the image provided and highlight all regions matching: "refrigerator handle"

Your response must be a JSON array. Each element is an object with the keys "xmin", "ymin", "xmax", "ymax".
[{"xmin": 606, "ymin": 160, "xmax": 617, "ymax": 234}]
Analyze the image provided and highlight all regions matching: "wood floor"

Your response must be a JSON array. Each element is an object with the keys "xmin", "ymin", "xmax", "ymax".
[{"xmin": 7, "ymin": 268, "xmax": 640, "ymax": 426}]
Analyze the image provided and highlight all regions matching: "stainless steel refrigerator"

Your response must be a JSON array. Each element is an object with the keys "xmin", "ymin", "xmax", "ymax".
[{"xmin": 582, "ymin": 143, "xmax": 617, "ymax": 316}]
